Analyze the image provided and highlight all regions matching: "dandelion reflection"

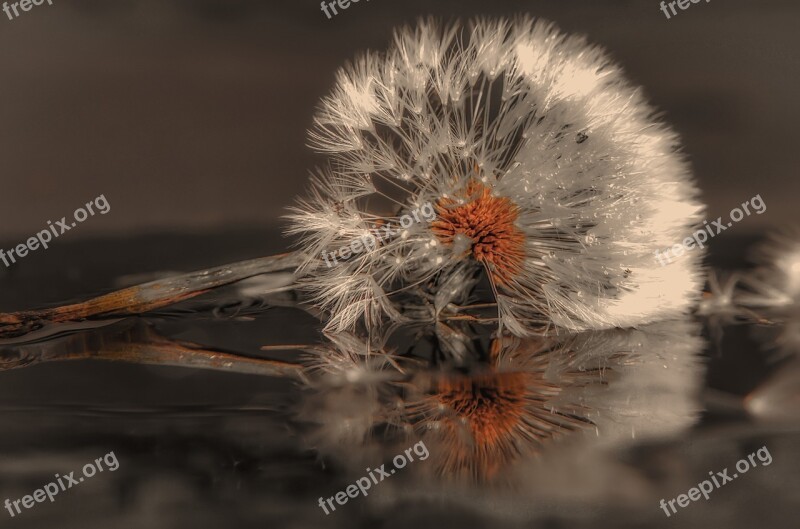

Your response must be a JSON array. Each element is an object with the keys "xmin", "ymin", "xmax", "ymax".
[{"xmin": 299, "ymin": 319, "xmax": 704, "ymax": 488}]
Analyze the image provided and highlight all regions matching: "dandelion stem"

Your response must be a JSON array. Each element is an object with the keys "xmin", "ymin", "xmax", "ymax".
[{"xmin": 0, "ymin": 252, "xmax": 304, "ymax": 341}]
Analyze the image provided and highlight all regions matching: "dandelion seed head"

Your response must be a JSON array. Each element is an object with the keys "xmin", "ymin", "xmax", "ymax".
[{"xmin": 289, "ymin": 17, "xmax": 704, "ymax": 336}]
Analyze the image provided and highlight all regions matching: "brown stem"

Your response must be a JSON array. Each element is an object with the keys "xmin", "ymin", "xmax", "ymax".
[{"xmin": 0, "ymin": 252, "xmax": 304, "ymax": 340}]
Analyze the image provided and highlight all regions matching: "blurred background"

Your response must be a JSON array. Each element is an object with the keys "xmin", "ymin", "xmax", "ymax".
[
  {"xmin": 0, "ymin": 0, "xmax": 797, "ymax": 241},
  {"xmin": 0, "ymin": 0, "xmax": 798, "ymax": 528}
]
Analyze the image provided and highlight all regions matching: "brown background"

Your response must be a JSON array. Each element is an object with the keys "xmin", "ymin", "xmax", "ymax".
[{"xmin": 0, "ymin": 0, "xmax": 797, "ymax": 244}]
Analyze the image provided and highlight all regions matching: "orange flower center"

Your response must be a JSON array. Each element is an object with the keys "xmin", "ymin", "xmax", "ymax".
[{"xmin": 431, "ymin": 181, "xmax": 525, "ymax": 285}]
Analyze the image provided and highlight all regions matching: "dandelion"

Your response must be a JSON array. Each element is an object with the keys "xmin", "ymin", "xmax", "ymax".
[
  {"xmin": 289, "ymin": 17, "xmax": 705, "ymax": 337},
  {"xmin": 0, "ymin": 17, "xmax": 705, "ymax": 343}
]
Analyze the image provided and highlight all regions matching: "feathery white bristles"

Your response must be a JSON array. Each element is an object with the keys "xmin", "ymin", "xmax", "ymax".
[{"xmin": 289, "ymin": 17, "xmax": 705, "ymax": 336}]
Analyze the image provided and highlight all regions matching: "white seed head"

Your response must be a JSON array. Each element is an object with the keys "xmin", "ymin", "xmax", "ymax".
[{"xmin": 288, "ymin": 17, "xmax": 705, "ymax": 337}]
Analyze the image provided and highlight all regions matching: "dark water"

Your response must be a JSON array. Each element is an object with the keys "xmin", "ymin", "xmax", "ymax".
[{"xmin": 0, "ymin": 231, "xmax": 797, "ymax": 529}]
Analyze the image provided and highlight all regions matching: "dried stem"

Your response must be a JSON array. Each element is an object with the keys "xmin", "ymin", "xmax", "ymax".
[{"xmin": 0, "ymin": 252, "xmax": 304, "ymax": 340}]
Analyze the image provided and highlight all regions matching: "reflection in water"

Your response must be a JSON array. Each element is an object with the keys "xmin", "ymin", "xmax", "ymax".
[
  {"xmin": 299, "ymin": 319, "xmax": 705, "ymax": 494},
  {"xmin": 714, "ymin": 231, "xmax": 800, "ymax": 422},
  {"xmin": 4, "ymin": 245, "xmax": 800, "ymax": 526},
  {"xmin": 740, "ymin": 231, "xmax": 800, "ymax": 355},
  {"xmin": 0, "ymin": 314, "xmax": 704, "ymax": 494},
  {"xmin": 0, "ymin": 319, "xmax": 302, "ymax": 378}
]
